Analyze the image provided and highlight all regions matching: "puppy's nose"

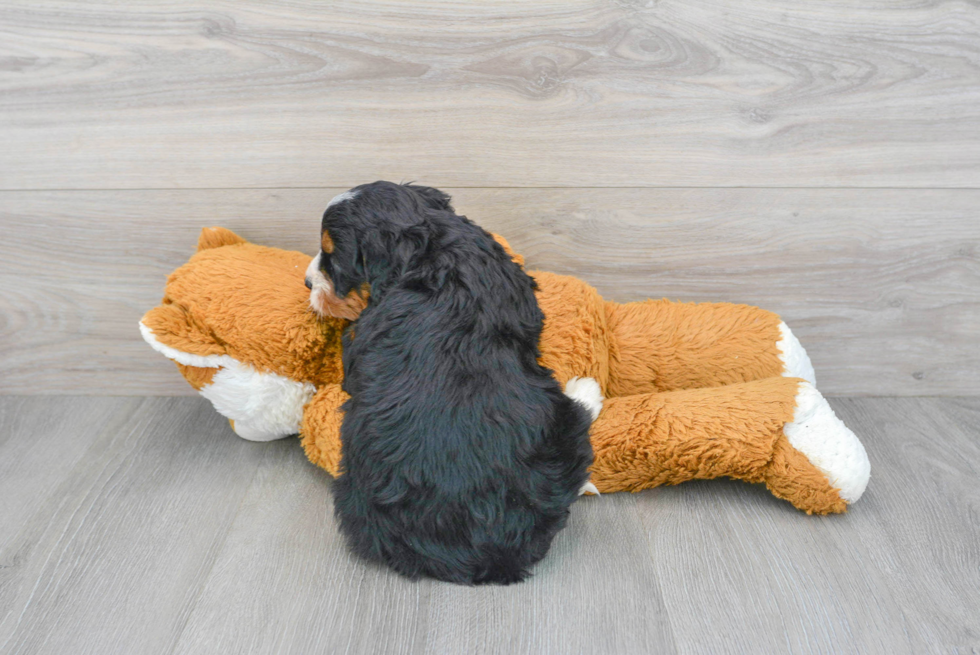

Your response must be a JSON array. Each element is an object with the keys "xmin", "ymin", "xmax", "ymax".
[{"xmin": 304, "ymin": 277, "xmax": 313, "ymax": 290}]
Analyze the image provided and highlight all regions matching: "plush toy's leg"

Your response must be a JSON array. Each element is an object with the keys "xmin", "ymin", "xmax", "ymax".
[
  {"xmin": 604, "ymin": 299, "xmax": 814, "ymax": 397},
  {"xmin": 777, "ymin": 381, "xmax": 870, "ymax": 506},
  {"xmin": 589, "ymin": 376, "xmax": 869, "ymax": 514},
  {"xmin": 170, "ymin": 360, "xmax": 315, "ymax": 442},
  {"xmin": 299, "ymin": 384, "xmax": 349, "ymax": 478},
  {"xmin": 564, "ymin": 376, "xmax": 605, "ymax": 421},
  {"xmin": 295, "ymin": 376, "xmax": 872, "ymax": 514}
]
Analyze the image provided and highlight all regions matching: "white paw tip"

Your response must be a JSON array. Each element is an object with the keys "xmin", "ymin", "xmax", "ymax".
[
  {"xmin": 564, "ymin": 376, "xmax": 604, "ymax": 421},
  {"xmin": 228, "ymin": 419, "xmax": 280, "ymax": 442},
  {"xmin": 784, "ymin": 382, "xmax": 871, "ymax": 503},
  {"xmin": 778, "ymin": 321, "xmax": 817, "ymax": 385},
  {"xmin": 579, "ymin": 481, "xmax": 600, "ymax": 496}
]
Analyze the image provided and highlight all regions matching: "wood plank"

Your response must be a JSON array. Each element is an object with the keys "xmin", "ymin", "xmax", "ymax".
[
  {"xmin": 169, "ymin": 448, "xmax": 676, "ymax": 654},
  {"xmin": 832, "ymin": 396, "xmax": 980, "ymax": 651},
  {"xmin": 0, "ymin": 397, "xmax": 136, "ymax": 554},
  {"xmin": 3, "ymin": 397, "xmax": 979, "ymax": 654},
  {"xmin": 168, "ymin": 438, "xmax": 436, "ymax": 655},
  {"xmin": 1, "ymin": 188, "xmax": 977, "ymax": 396},
  {"xmin": 1, "ymin": 1, "xmax": 978, "ymax": 189},
  {"xmin": 0, "ymin": 397, "xmax": 266, "ymax": 655},
  {"xmin": 419, "ymin": 494, "xmax": 676, "ymax": 655},
  {"xmin": 634, "ymin": 397, "xmax": 980, "ymax": 654}
]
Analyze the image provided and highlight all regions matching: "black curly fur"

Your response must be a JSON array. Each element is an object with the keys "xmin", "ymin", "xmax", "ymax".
[{"xmin": 316, "ymin": 181, "xmax": 594, "ymax": 585}]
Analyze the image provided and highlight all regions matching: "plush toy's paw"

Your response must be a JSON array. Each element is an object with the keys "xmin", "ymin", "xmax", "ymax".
[
  {"xmin": 784, "ymin": 382, "xmax": 871, "ymax": 504},
  {"xmin": 201, "ymin": 363, "xmax": 316, "ymax": 442},
  {"xmin": 140, "ymin": 320, "xmax": 315, "ymax": 442},
  {"xmin": 228, "ymin": 418, "xmax": 296, "ymax": 442},
  {"xmin": 564, "ymin": 377, "xmax": 603, "ymax": 498},
  {"xmin": 564, "ymin": 376, "xmax": 604, "ymax": 421},
  {"xmin": 777, "ymin": 321, "xmax": 817, "ymax": 385}
]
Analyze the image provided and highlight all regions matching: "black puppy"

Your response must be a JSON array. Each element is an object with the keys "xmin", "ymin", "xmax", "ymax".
[{"xmin": 304, "ymin": 181, "xmax": 596, "ymax": 585}]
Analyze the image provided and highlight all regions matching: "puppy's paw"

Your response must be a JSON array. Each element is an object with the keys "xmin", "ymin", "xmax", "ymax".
[
  {"xmin": 564, "ymin": 376, "xmax": 604, "ymax": 421},
  {"xmin": 579, "ymin": 481, "xmax": 600, "ymax": 496}
]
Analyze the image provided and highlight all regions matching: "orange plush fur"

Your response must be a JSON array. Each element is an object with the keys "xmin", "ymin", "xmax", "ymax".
[{"xmin": 142, "ymin": 228, "xmax": 868, "ymax": 515}]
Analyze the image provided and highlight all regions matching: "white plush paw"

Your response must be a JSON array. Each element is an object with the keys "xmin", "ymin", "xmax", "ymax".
[
  {"xmin": 229, "ymin": 419, "xmax": 294, "ymax": 442},
  {"xmin": 564, "ymin": 376, "xmax": 604, "ymax": 421},
  {"xmin": 784, "ymin": 382, "xmax": 871, "ymax": 503},
  {"xmin": 199, "ymin": 360, "xmax": 315, "ymax": 442},
  {"xmin": 141, "ymin": 320, "xmax": 312, "ymax": 442},
  {"xmin": 579, "ymin": 481, "xmax": 600, "ymax": 496},
  {"xmin": 777, "ymin": 321, "xmax": 817, "ymax": 385}
]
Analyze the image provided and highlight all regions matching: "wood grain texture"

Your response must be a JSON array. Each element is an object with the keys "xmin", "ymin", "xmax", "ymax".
[
  {"xmin": 834, "ymin": 396, "xmax": 980, "ymax": 652},
  {"xmin": 0, "ymin": 397, "xmax": 136, "ymax": 555},
  {"xmin": 417, "ymin": 494, "xmax": 675, "ymax": 655},
  {"xmin": 632, "ymin": 396, "xmax": 980, "ymax": 655},
  {"xmin": 167, "ymin": 439, "xmax": 436, "ymax": 655},
  {"xmin": 1, "ymin": 396, "xmax": 978, "ymax": 654},
  {"xmin": 1, "ymin": 0, "xmax": 978, "ymax": 189},
  {"xmin": 1, "ymin": 188, "xmax": 977, "ymax": 396},
  {"xmin": 171, "ymin": 441, "xmax": 675, "ymax": 655},
  {"xmin": 0, "ymin": 397, "xmax": 266, "ymax": 655}
]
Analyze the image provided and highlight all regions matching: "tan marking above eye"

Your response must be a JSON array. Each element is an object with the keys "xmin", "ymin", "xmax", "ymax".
[{"xmin": 321, "ymin": 230, "xmax": 335, "ymax": 254}]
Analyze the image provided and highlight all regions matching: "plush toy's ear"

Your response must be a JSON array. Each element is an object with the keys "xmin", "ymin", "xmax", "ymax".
[
  {"xmin": 491, "ymin": 233, "xmax": 525, "ymax": 268},
  {"xmin": 197, "ymin": 227, "xmax": 248, "ymax": 252}
]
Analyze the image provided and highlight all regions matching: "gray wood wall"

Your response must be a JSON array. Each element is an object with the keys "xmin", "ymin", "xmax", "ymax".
[{"xmin": 1, "ymin": 1, "xmax": 978, "ymax": 396}]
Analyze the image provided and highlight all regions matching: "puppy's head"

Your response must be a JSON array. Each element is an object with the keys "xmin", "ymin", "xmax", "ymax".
[{"xmin": 305, "ymin": 181, "xmax": 452, "ymax": 319}]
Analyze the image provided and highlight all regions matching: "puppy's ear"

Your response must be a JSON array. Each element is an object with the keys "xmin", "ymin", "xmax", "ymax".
[
  {"xmin": 406, "ymin": 184, "xmax": 453, "ymax": 212},
  {"xmin": 329, "ymin": 229, "xmax": 367, "ymax": 298},
  {"xmin": 341, "ymin": 225, "xmax": 430, "ymax": 295}
]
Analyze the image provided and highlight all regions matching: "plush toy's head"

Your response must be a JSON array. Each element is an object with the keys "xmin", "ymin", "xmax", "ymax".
[
  {"xmin": 140, "ymin": 227, "xmax": 346, "ymax": 441},
  {"xmin": 142, "ymin": 227, "xmax": 528, "ymax": 441}
]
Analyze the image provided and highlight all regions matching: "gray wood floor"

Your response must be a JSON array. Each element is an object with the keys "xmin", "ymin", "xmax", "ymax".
[{"xmin": 1, "ymin": 396, "xmax": 977, "ymax": 654}]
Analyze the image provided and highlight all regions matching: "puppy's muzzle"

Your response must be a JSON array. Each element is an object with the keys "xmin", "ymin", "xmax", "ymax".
[{"xmin": 305, "ymin": 252, "xmax": 367, "ymax": 321}]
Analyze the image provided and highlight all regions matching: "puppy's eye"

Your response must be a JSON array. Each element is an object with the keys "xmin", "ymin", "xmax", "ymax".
[{"xmin": 319, "ymin": 255, "xmax": 339, "ymax": 276}]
